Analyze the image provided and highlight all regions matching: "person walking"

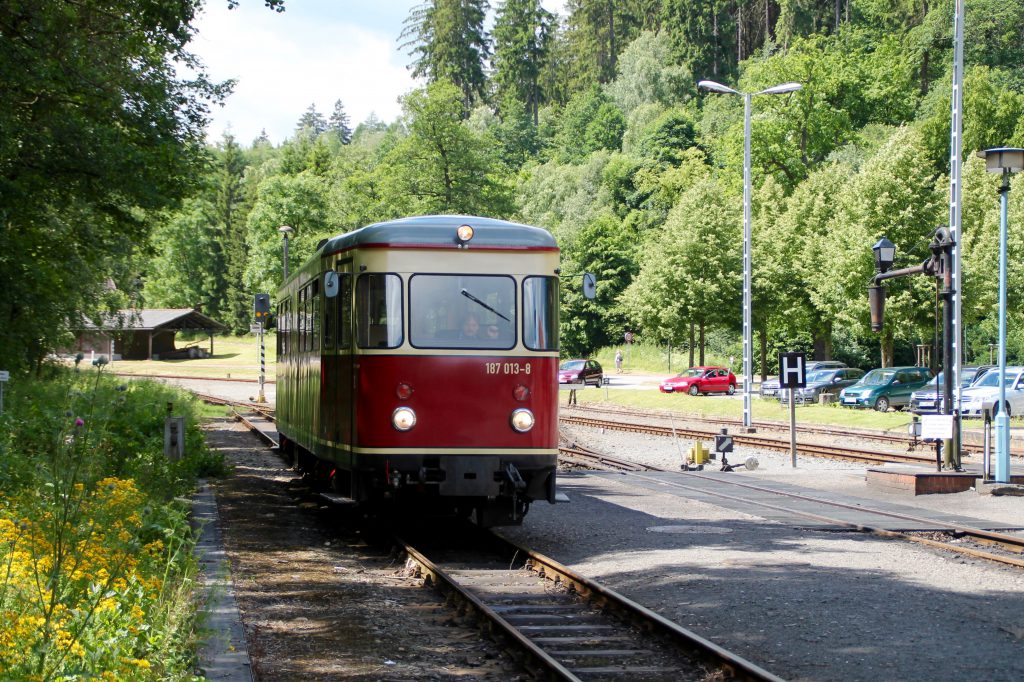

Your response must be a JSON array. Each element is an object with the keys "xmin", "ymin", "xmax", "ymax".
[{"xmin": 615, "ymin": 349, "xmax": 623, "ymax": 373}]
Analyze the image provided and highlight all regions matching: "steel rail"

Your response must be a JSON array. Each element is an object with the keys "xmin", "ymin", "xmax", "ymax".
[{"xmin": 399, "ymin": 533, "xmax": 784, "ymax": 682}]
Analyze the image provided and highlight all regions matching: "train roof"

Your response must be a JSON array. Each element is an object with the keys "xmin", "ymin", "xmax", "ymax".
[{"xmin": 319, "ymin": 215, "xmax": 557, "ymax": 255}]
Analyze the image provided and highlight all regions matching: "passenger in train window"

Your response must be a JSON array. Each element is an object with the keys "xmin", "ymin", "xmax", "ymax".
[{"xmin": 486, "ymin": 324, "xmax": 500, "ymax": 340}]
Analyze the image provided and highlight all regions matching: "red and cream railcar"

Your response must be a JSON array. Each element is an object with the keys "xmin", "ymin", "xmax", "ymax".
[{"xmin": 275, "ymin": 215, "xmax": 560, "ymax": 526}]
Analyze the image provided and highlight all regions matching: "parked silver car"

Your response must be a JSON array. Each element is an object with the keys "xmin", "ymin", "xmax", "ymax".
[
  {"xmin": 960, "ymin": 367, "xmax": 1024, "ymax": 418},
  {"xmin": 760, "ymin": 360, "xmax": 847, "ymax": 398},
  {"xmin": 780, "ymin": 367, "xmax": 865, "ymax": 405},
  {"xmin": 909, "ymin": 365, "xmax": 994, "ymax": 414}
]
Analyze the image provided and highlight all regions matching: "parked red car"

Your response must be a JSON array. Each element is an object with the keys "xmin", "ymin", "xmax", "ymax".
[{"xmin": 660, "ymin": 366, "xmax": 737, "ymax": 395}]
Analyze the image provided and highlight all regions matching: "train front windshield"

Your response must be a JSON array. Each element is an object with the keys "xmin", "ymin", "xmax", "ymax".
[
  {"xmin": 411, "ymin": 275, "xmax": 516, "ymax": 349},
  {"xmin": 408, "ymin": 274, "xmax": 559, "ymax": 351}
]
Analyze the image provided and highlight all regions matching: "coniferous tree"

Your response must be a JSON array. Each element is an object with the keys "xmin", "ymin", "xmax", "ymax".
[
  {"xmin": 401, "ymin": 0, "xmax": 490, "ymax": 113},
  {"xmin": 295, "ymin": 103, "xmax": 328, "ymax": 135},
  {"xmin": 661, "ymin": 0, "xmax": 738, "ymax": 81},
  {"xmin": 215, "ymin": 134, "xmax": 252, "ymax": 333},
  {"xmin": 328, "ymin": 99, "xmax": 353, "ymax": 144},
  {"xmin": 493, "ymin": 0, "xmax": 556, "ymax": 124}
]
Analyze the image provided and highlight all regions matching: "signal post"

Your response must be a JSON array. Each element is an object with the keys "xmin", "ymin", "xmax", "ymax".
[{"xmin": 254, "ymin": 293, "xmax": 270, "ymax": 403}]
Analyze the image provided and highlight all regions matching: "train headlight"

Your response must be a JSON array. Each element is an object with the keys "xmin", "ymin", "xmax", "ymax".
[
  {"xmin": 392, "ymin": 407, "xmax": 417, "ymax": 431},
  {"xmin": 456, "ymin": 224, "xmax": 475, "ymax": 243},
  {"xmin": 510, "ymin": 408, "xmax": 535, "ymax": 433}
]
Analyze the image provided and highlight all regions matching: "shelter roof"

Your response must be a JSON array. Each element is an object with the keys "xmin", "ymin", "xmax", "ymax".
[{"xmin": 83, "ymin": 308, "xmax": 227, "ymax": 332}]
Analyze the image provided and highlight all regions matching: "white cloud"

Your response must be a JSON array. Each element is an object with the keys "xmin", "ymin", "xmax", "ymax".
[{"xmin": 192, "ymin": 2, "xmax": 418, "ymax": 146}]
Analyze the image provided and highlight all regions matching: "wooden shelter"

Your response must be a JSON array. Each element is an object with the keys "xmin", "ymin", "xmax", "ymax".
[{"xmin": 78, "ymin": 308, "xmax": 227, "ymax": 360}]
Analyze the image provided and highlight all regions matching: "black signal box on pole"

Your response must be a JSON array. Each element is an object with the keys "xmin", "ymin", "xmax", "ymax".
[{"xmin": 254, "ymin": 293, "xmax": 270, "ymax": 319}]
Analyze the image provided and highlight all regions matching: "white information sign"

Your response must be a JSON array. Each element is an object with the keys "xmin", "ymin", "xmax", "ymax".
[
  {"xmin": 0, "ymin": 371, "xmax": 9, "ymax": 382},
  {"xmin": 921, "ymin": 414, "xmax": 954, "ymax": 440},
  {"xmin": 250, "ymin": 324, "xmax": 262, "ymax": 334}
]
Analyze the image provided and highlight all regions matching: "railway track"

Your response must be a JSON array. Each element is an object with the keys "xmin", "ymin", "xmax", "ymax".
[
  {"xmin": 399, "ymin": 528, "xmax": 782, "ymax": 682},
  {"xmin": 561, "ymin": 441, "xmax": 1024, "ymax": 571},
  {"xmin": 560, "ymin": 413, "xmax": 940, "ymax": 466},
  {"xmin": 567, "ymin": 404, "xmax": 1020, "ymax": 457},
  {"xmin": 205, "ymin": 394, "xmax": 783, "ymax": 680}
]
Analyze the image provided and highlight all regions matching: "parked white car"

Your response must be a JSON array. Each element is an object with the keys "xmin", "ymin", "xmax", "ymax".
[{"xmin": 959, "ymin": 366, "xmax": 1024, "ymax": 418}]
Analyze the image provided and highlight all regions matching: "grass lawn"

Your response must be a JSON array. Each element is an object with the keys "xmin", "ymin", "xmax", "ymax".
[
  {"xmin": 108, "ymin": 333, "xmax": 277, "ymax": 381},
  {"xmin": 570, "ymin": 385, "xmax": 917, "ymax": 432}
]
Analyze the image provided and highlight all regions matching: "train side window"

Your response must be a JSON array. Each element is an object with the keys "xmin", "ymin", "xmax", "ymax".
[
  {"xmin": 338, "ymin": 273, "xmax": 352, "ymax": 350},
  {"xmin": 311, "ymin": 278, "xmax": 320, "ymax": 353},
  {"xmin": 299, "ymin": 286, "xmax": 308, "ymax": 353},
  {"xmin": 356, "ymin": 273, "xmax": 403, "ymax": 349},
  {"xmin": 277, "ymin": 302, "xmax": 286, "ymax": 356},
  {"xmin": 523, "ymin": 276, "xmax": 559, "ymax": 351}
]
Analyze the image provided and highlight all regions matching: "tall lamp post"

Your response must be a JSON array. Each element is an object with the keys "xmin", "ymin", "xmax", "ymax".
[
  {"xmin": 978, "ymin": 148, "xmax": 1024, "ymax": 483},
  {"xmin": 278, "ymin": 225, "xmax": 294, "ymax": 280},
  {"xmin": 698, "ymin": 79, "xmax": 802, "ymax": 429}
]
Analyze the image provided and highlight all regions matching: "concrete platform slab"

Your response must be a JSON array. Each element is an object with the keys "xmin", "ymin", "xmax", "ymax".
[
  {"xmin": 866, "ymin": 465, "xmax": 1024, "ymax": 495},
  {"xmin": 192, "ymin": 480, "xmax": 254, "ymax": 682}
]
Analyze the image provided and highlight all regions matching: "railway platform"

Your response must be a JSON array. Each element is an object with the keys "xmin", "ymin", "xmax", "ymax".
[{"xmin": 866, "ymin": 464, "xmax": 1024, "ymax": 495}]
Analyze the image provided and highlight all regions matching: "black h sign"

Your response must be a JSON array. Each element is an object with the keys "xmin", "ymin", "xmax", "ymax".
[{"xmin": 779, "ymin": 352, "xmax": 806, "ymax": 389}]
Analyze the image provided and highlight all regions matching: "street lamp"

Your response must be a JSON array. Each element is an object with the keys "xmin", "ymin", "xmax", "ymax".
[
  {"xmin": 978, "ymin": 147, "xmax": 1024, "ymax": 484},
  {"xmin": 278, "ymin": 225, "xmax": 294, "ymax": 280},
  {"xmin": 698, "ymin": 79, "xmax": 802, "ymax": 429}
]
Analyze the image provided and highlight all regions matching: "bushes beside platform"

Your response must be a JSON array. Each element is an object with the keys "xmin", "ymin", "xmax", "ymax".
[{"xmin": 0, "ymin": 366, "xmax": 222, "ymax": 680}]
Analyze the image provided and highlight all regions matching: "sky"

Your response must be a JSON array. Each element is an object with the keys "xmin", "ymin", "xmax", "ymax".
[{"xmin": 191, "ymin": 1, "xmax": 566, "ymax": 147}]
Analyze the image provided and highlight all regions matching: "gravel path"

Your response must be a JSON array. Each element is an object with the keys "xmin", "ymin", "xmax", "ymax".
[{"xmin": 504, "ymin": 421, "xmax": 1024, "ymax": 682}]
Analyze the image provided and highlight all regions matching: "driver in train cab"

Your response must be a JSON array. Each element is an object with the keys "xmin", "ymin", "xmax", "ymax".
[
  {"xmin": 486, "ymin": 324, "xmax": 500, "ymax": 341},
  {"xmin": 459, "ymin": 313, "xmax": 480, "ymax": 340}
]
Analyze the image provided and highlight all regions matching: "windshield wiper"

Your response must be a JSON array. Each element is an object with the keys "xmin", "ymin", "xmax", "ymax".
[{"xmin": 461, "ymin": 289, "xmax": 511, "ymax": 321}]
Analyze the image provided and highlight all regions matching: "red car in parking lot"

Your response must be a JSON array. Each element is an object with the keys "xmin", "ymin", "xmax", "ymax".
[{"xmin": 660, "ymin": 366, "xmax": 737, "ymax": 395}]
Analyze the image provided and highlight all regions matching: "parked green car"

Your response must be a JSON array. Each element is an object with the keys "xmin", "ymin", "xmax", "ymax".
[{"xmin": 838, "ymin": 366, "xmax": 933, "ymax": 412}]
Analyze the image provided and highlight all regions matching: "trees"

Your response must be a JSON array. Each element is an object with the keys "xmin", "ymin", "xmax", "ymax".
[
  {"xmin": 493, "ymin": 0, "xmax": 557, "ymax": 124},
  {"xmin": 378, "ymin": 80, "xmax": 512, "ymax": 217},
  {"xmin": 0, "ymin": 0, "xmax": 226, "ymax": 370},
  {"xmin": 401, "ymin": 0, "xmax": 491, "ymax": 113},
  {"xmin": 328, "ymin": 100, "xmax": 353, "ymax": 144},
  {"xmin": 295, "ymin": 103, "xmax": 328, "ymax": 136}
]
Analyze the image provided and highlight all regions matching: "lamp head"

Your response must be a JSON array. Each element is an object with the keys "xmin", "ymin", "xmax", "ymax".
[
  {"xmin": 758, "ymin": 82, "xmax": 802, "ymax": 96},
  {"xmin": 978, "ymin": 147, "xmax": 1024, "ymax": 174},
  {"xmin": 872, "ymin": 237, "xmax": 895, "ymax": 274},
  {"xmin": 697, "ymin": 80, "xmax": 740, "ymax": 95},
  {"xmin": 278, "ymin": 225, "xmax": 294, "ymax": 236}
]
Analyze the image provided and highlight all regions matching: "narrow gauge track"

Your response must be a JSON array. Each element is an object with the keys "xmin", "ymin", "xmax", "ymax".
[
  {"xmin": 398, "ymin": 528, "xmax": 782, "ymax": 682},
  {"xmin": 201, "ymin": 394, "xmax": 782, "ymax": 681},
  {"xmin": 561, "ymin": 413, "xmax": 938, "ymax": 466},
  {"xmin": 568, "ymin": 404, "xmax": 1018, "ymax": 457},
  {"xmin": 562, "ymin": 442, "xmax": 1024, "ymax": 570}
]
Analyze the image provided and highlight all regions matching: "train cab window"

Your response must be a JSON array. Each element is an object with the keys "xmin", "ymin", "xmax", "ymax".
[
  {"xmin": 356, "ymin": 273, "xmax": 403, "ymax": 349},
  {"xmin": 410, "ymin": 274, "xmax": 515, "ymax": 349},
  {"xmin": 323, "ymin": 276, "xmax": 336, "ymax": 351},
  {"xmin": 523, "ymin": 276, "xmax": 559, "ymax": 351},
  {"xmin": 338, "ymin": 273, "xmax": 352, "ymax": 349}
]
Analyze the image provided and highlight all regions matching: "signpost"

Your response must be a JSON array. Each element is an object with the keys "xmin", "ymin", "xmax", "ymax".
[
  {"xmin": 0, "ymin": 370, "xmax": 8, "ymax": 416},
  {"xmin": 779, "ymin": 352, "xmax": 807, "ymax": 467}
]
